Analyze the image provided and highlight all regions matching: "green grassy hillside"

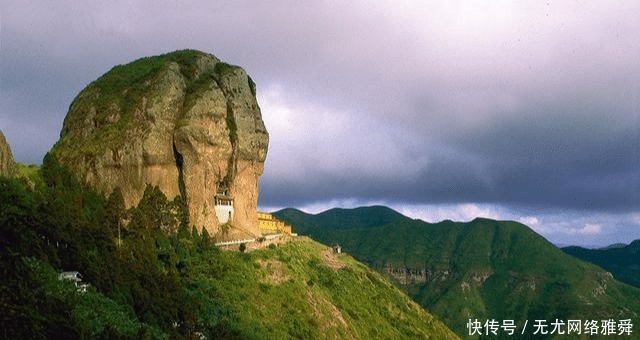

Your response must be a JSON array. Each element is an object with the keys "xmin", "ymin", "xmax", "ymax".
[
  {"xmin": 192, "ymin": 237, "xmax": 457, "ymax": 339},
  {"xmin": 563, "ymin": 240, "xmax": 640, "ymax": 288},
  {"xmin": 275, "ymin": 207, "xmax": 640, "ymax": 336},
  {"xmin": 0, "ymin": 163, "xmax": 456, "ymax": 339}
]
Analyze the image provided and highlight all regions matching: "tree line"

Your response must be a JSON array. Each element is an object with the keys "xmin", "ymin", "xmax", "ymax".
[{"xmin": 0, "ymin": 153, "xmax": 232, "ymax": 338}]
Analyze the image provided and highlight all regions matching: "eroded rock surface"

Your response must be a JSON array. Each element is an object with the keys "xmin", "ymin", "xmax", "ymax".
[
  {"xmin": 51, "ymin": 50, "xmax": 268, "ymax": 236},
  {"xmin": 0, "ymin": 130, "xmax": 16, "ymax": 177}
]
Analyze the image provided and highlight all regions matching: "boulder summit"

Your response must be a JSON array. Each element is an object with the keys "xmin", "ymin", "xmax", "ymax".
[{"xmin": 50, "ymin": 50, "xmax": 269, "ymax": 237}]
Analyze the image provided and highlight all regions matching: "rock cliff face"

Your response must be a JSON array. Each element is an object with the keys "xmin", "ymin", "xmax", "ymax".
[
  {"xmin": 384, "ymin": 265, "xmax": 453, "ymax": 285},
  {"xmin": 50, "ymin": 50, "xmax": 268, "ymax": 236},
  {"xmin": 0, "ymin": 130, "xmax": 16, "ymax": 177}
]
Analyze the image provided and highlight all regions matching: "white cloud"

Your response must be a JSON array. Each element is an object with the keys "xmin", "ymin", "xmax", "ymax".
[
  {"xmin": 260, "ymin": 198, "xmax": 375, "ymax": 215},
  {"xmin": 395, "ymin": 203, "xmax": 505, "ymax": 223},
  {"xmin": 518, "ymin": 216, "xmax": 540, "ymax": 227},
  {"xmin": 570, "ymin": 223, "xmax": 603, "ymax": 235},
  {"xmin": 258, "ymin": 84, "xmax": 431, "ymax": 187},
  {"xmin": 547, "ymin": 221, "xmax": 604, "ymax": 236},
  {"xmin": 632, "ymin": 213, "xmax": 640, "ymax": 225}
]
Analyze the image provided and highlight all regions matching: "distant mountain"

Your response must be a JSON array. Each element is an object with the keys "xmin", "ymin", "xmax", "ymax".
[
  {"xmin": 276, "ymin": 206, "xmax": 405, "ymax": 233},
  {"xmin": 563, "ymin": 240, "xmax": 640, "ymax": 288},
  {"xmin": 275, "ymin": 206, "xmax": 640, "ymax": 336},
  {"xmin": 598, "ymin": 243, "xmax": 629, "ymax": 250},
  {"xmin": 554, "ymin": 243, "xmax": 602, "ymax": 249}
]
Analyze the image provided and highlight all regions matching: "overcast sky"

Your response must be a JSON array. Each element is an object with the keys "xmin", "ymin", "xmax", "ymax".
[{"xmin": 1, "ymin": 1, "xmax": 639, "ymax": 246}]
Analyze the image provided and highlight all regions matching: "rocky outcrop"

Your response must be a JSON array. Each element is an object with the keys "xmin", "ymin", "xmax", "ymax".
[
  {"xmin": 50, "ymin": 50, "xmax": 268, "ymax": 236},
  {"xmin": 384, "ymin": 265, "xmax": 453, "ymax": 285},
  {"xmin": 0, "ymin": 130, "xmax": 16, "ymax": 177}
]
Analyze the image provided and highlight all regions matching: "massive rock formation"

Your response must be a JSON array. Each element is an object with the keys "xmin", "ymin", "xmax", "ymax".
[
  {"xmin": 50, "ymin": 50, "xmax": 268, "ymax": 237},
  {"xmin": 0, "ymin": 130, "xmax": 16, "ymax": 177}
]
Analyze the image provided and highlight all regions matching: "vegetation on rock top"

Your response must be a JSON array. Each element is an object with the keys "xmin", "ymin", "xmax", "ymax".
[{"xmin": 55, "ymin": 49, "xmax": 241, "ymax": 160}]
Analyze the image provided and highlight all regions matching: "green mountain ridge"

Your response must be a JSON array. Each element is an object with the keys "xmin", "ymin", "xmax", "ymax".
[
  {"xmin": 276, "ymin": 205, "xmax": 406, "ymax": 231},
  {"xmin": 562, "ymin": 240, "xmax": 640, "ymax": 288},
  {"xmin": 275, "ymin": 206, "xmax": 640, "ymax": 337}
]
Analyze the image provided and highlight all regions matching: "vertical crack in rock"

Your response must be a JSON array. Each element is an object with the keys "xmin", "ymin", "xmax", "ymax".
[
  {"xmin": 223, "ymin": 97, "xmax": 239, "ymax": 187},
  {"xmin": 172, "ymin": 141, "xmax": 187, "ymax": 202}
]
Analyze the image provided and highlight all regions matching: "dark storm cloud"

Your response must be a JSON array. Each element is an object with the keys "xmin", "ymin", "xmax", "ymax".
[
  {"xmin": 1, "ymin": 0, "xmax": 639, "ymax": 220},
  {"xmin": 256, "ymin": 1, "xmax": 640, "ymax": 213},
  {"xmin": 260, "ymin": 100, "xmax": 640, "ymax": 211}
]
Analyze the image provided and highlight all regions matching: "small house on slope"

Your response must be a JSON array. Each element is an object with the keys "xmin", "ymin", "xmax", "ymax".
[{"xmin": 58, "ymin": 271, "xmax": 88, "ymax": 292}]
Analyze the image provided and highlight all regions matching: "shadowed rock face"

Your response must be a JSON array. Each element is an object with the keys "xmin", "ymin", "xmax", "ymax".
[
  {"xmin": 0, "ymin": 130, "xmax": 16, "ymax": 177},
  {"xmin": 50, "ymin": 50, "xmax": 268, "ymax": 236}
]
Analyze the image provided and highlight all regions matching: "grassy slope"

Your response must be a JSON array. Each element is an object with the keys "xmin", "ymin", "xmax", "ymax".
[
  {"xmin": 15, "ymin": 234, "xmax": 458, "ymax": 339},
  {"xmin": 275, "ymin": 207, "xmax": 640, "ymax": 336},
  {"xmin": 562, "ymin": 240, "xmax": 640, "ymax": 288},
  {"xmin": 14, "ymin": 163, "xmax": 43, "ymax": 186},
  {"xmin": 189, "ymin": 237, "xmax": 457, "ymax": 339}
]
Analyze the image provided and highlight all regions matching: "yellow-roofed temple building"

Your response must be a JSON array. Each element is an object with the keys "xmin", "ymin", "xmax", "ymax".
[{"xmin": 258, "ymin": 212, "xmax": 293, "ymax": 235}]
